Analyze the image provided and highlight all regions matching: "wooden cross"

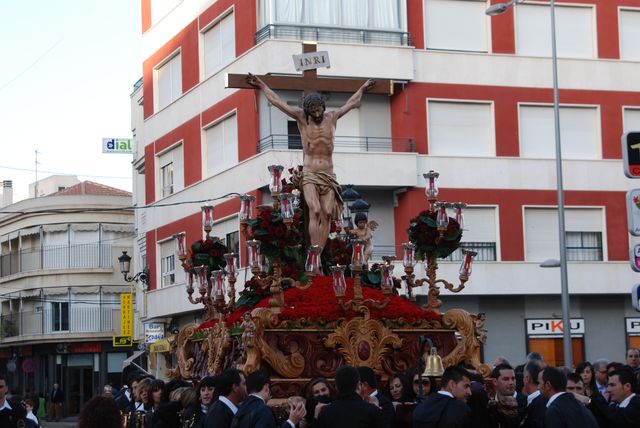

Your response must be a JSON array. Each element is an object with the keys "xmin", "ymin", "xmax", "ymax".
[{"xmin": 225, "ymin": 42, "xmax": 394, "ymax": 95}]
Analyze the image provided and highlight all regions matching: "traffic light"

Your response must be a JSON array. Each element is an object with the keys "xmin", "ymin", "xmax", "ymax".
[{"xmin": 622, "ymin": 131, "xmax": 640, "ymax": 178}]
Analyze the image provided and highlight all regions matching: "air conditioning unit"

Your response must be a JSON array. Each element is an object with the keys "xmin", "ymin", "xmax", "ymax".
[{"xmin": 55, "ymin": 343, "xmax": 69, "ymax": 354}]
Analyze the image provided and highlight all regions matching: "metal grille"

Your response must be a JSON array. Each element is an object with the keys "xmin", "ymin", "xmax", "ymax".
[
  {"xmin": 256, "ymin": 24, "xmax": 411, "ymax": 46},
  {"xmin": 258, "ymin": 134, "xmax": 415, "ymax": 153}
]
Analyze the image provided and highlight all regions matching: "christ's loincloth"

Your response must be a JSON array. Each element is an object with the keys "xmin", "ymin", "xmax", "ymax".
[{"xmin": 299, "ymin": 171, "xmax": 344, "ymax": 219}]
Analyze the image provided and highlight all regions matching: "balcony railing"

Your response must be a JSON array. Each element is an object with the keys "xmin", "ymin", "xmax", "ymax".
[
  {"xmin": 0, "ymin": 306, "xmax": 118, "ymax": 339},
  {"xmin": 445, "ymin": 242, "xmax": 498, "ymax": 262},
  {"xmin": 0, "ymin": 243, "xmax": 112, "ymax": 278},
  {"xmin": 258, "ymin": 134, "xmax": 415, "ymax": 153},
  {"xmin": 256, "ymin": 24, "xmax": 411, "ymax": 46}
]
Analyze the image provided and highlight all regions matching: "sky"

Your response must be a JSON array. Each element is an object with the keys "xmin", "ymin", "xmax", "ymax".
[{"xmin": 0, "ymin": 1, "xmax": 141, "ymax": 202}]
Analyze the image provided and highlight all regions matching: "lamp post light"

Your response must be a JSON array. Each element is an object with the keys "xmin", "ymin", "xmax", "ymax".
[
  {"xmin": 487, "ymin": 0, "xmax": 572, "ymax": 368},
  {"xmin": 118, "ymin": 251, "xmax": 150, "ymax": 289}
]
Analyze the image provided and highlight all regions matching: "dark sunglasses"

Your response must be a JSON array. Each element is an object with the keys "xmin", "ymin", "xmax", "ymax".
[{"xmin": 413, "ymin": 379, "xmax": 430, "ymax": 385}]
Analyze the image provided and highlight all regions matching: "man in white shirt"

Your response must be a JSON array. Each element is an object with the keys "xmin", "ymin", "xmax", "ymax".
[
  {"xmin": 586, "ymin": 368, "xmax": 640, "ymax": 428},
  {"xmin": 521, "ymin": 361, "xmax": 546, "ymax": 428},
  {"xmin": 538, "ymin": 367, "xmax": 598, "ymax": 428},
  {"xmin": 205, "ymin": 368, "xmax": 247, "ymax": 428}
]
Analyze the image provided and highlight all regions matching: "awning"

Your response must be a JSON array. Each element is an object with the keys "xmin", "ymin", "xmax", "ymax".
[
  {"xmin": 122, "ymin": 349, "xmax": 149, "ymax": 374},
  {"xmin": 149, "ymin": 339, "xmax": 171, "ymax": 353}
]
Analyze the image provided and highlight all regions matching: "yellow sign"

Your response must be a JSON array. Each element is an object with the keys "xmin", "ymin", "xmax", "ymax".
[
  {"xmin": 113, "ymin": 335, "xmax": 132, "ymax": 347},
  {"xmin": 120, "ymin": 293, "xmax": 133, "ymax": 337}
]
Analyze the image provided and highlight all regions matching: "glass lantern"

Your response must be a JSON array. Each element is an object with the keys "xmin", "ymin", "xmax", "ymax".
[
  {"xmin": 330, "ymin": 265, "xmax": 347, "ymax": 297},
  {"xmin": 402, "ymin": 243, "xmax": 416, "ymax": 268},
  {"xmin": 186, "ymin": 271, "xmax": 194, "ymax": 292},
  {"xmin": 305, "ymin": 245, "xmax": 322, "ymax": 274},
  {"xmin": 239, "ymin": 194, "xmax": 255, "ymax": 223},
  {"xmin": 436, "ymin": 203, "xmax": 449, "ymax": 229},
  {"xmin": 174, "ymin": 232, "xmax": 187, "ymax": 261},
  {"xmin": 453, "ymin": 203, "xmax": 466, "ymax": 230},
  {"xmin": 194, "ymin": 265, "xmax": 208, "ymax": 294},
  {"xmin": 268, "ymin": 165, "xmax": 284, "ymax": 194},
  {"xmin": 351, "ymin": 240, "xmax": 366, "ymax": 267},
  {"xmin": 279, "ymin": 193, "xmax": 296, "ymax": 220},
  {"xmin": 211, "ymin": 270, "xmax": 225, "ymax": 298},
  {"xmin": 246, "ymin": 240, "xmax": 262, "ymax": 271},
  {"xmin": 459, "ymin": 250, "xmax": 477, "ymax": 278},
  {"xmin": 202, "ymin": 205, "xmax": 215, "ymax": 233},
  {"xmin": 423, "ymin": 170, "xmax": 439, "ymax": 199},
  {"xmin": 224, "ymin": 253, "xmax": 237, "ymax": 277},
  {"xmin": 381, "ymin": 264, "xmax": 395, "ymax": 293}
]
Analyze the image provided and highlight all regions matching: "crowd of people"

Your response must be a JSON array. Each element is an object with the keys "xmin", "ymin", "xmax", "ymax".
[{"xmin": 1, "ymin": 347, "xmax": 639, "ymax": 427}]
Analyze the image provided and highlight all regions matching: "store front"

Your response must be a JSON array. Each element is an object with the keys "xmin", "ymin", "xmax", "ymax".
[{"xmin": 525, "ymin": 318, "xmax": 585, "ymax": 367}]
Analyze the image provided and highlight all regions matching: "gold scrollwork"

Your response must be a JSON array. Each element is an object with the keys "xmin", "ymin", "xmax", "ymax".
[
  {"xmin": 207, "ymin": 322, "xmax": 231, "ymax": 374},
  {"xmin": 323, "ymin": 318, "xmax": 402, "ymax": 374},
  {"xmin": 441, "ymin": 308, "xmax": 491, "ymax": 378}
]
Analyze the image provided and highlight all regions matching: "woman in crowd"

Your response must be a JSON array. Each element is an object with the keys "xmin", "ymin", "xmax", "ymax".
[
  {"xmin": 78, "ymin": 395, "xmax": 123, "ymax": 428},
  {"xmin": 386, "ymin": 373, "xmax": 407, "ymax": 403},
  {"xmin": 149, "ymin": 379, "xmax": 165, "ymax": 413},
  {"xmin": 407, "ymin": 366, "xmax": 433, "ymax": 402},
  {"xmin": 302, "ymin": 376, "xmax": 335, "ymax": 428},
  {"xmin": 576, "ymin": 361, "xmax": 598, "ymax": 398}
]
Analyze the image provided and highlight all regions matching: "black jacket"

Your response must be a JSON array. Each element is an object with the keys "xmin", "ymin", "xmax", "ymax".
[
  {"xmin": 520, "ymin": 394, "xmax": 547, "ymax": 428},
  {"xmin": 0, "ymin": 399, "xmax": 33, "ymax": 428},
  {"xmin": 205, "ymin": 398, "xmax": 236, "ymax": 428},
  {"xmin": 375, "ymin": 392, "xmax": 394, "ymax": 428},
  {"xmin": 413, "ymin": 392, "xmax": 472, "ymax": 428},
  {"xmin": 544, "ymin": 392, "xmax": 599, "ymax": 428},
  {"xmin": 315, "ymin": 393, "xmax": 384, "ymax": 428},
  {"xmin": 588, "ymin": 393, "xmax": 640, "ymax": 428},
  {"xmin": 232, "ymin": 394, "xmax": 291, "ymax": 428}
]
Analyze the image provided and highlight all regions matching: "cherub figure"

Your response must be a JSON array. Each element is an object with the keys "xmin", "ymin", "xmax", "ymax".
[
  {"xmin": 345, "ymin": 212, "xmax": 379, "ymax": 264},
  {"xmin": 240, "ymin": 311, "xmax": 256, "ymax": 349},
  {"xmin": 475, "ymin": 312, "xmax": 488, "ymax": 344}
]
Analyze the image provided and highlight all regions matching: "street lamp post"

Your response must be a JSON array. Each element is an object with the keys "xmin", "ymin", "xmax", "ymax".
[{"xmin": 487, "ymin": 0, "xmax": 573, "ymax": 368}]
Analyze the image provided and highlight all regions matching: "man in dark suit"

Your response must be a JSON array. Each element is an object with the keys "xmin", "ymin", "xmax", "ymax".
[
  {"xmin": 315, "ymin": 365, "xmax": 383, "ymax": 428},
  {"xmin": 357, "ymin": 366, "xmax": 393, "ymax": 428},
  {"xmin": 413, "ymin": 366, "xmax": 472, "ymax": 428},
  {"xmin": 0, "ymin": 374, "xmax": 33, "ymax": 428},
  {"xmin": 585, "ymin": 368, "xmax": 640, "ymax": 428},
  {"xmin": 48, "ymin": 382, "xmax": 64, "ymax": 422},
  {"xmin": 232, "ymin": 370, "xmax": 305, "ymax": 428},
  {"xmin": 205, "ymin": 368, "xmax": 247, "ymax": 428},
  {"xmin": 520, "ymin": 361, "xmax": 547, "ymax": 428},
  {"xmin": 538, "ymin": 367, "xmax": 598, "ymax": 428}
]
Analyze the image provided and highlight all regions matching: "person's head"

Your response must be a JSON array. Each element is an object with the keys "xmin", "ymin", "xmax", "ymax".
[
  {"xmin": 305, "ymin": 377, "xmax": 333, "ymax": 400},
  {"xmin": 199, "ymin": 376, "xmax": 217, "ymax": 407},
  {"xmin": 626, "ymin": 348, "xmax": 640, "ymax": 368},
  {"xmin": 593, "ymin": 359, "xmax": 609, "ymax": 385},
  {"xmin": 216, "ymin": 368, "xmax": 246, "ymax": 405},
  {"xmin": 302, "ymin": 93, "xmax": 325, "ymax": 125},
  {"xmin": 136, "ymin": 377, "xmax": 152, "ymax": 404},
  {"xmin": 53, "ymin": 383, "xmax": 59, "ymax": 390},
  {"xmin": 335, "ymin": 365, "xmax": 360, "ymax": 396},
  {"xmin": 493, "ymin": 356, "xmax": 511, "ymax": 367},
  {"xmin": 354, "ymin": 213, "xmax": 368, "ymax": 229},
  {"xmin": 179, "ymin": 387, "xmax": 198, "ymax": 410},
  {"xmin": 607, "ymin": 361, "xmax": 624, "ymax": 375},
  {"xmin": 78, "ymin": 395, "xmax": 122, "ymax": 428},
  {"xmin": 523, "ymin": 360, "xmax": 543, "ymax": 395},
  {"xmin": 356, "ymin": 366, "xmax": 377, "ymax": 396},
  {"xmin": 566, "ymin": 373, "xmax": 584, "ymax": 395},
  {"xmin": 388, "ymin": 374, "xmax": 404, "ymax": 401},
  {"xmin": 441, "ymin": 366, "xmax": 471, "ymax": 401},
  {"xmin": 161, "ymin": 379, "xmax": 189, "ymax": 402},
  {"xmin": 169, "ymin": 386, "xmax": 191, "ymax": 402},
  {"xmin": 526, "ymin": 352, "xmax": 543, "ymax": 362},
  {"xmin": 0, "ymin": 374, "xmax": 7, "ymax": 401},
  {"xmin": 607, "ymin": 369, "xmax": 637, "ymax": 404},
  {"xmin": 492, "ymin": 363, "xmax": 516, "ymax": 397},
  {"xmin": 150, "ymin": 379, "xmax": 165, "ymax": 406},
  {"xmin": 538, "ymin": 367, "xmax": 567, "ymax": 399},
  {"xmin": 25, "ymin": 398, "xmax": 34, "ymax": 412},
  {"xmin": 408, "ymin": 366, "xmax": 432, "ymax": 397},
  {"xmin": 246, "ymin": 370, "xmax": 271, "ymax": 401},
  {"xmin": 477, "ymin": 312, "xmax": 486, "ymax": 321},
  {"xmin": 575, "ymin": 361, "xmax": 596, "ymax": 392},
  {"xmin": 103, "ymin": 384, "xmax": 114, "ymax": 396}
]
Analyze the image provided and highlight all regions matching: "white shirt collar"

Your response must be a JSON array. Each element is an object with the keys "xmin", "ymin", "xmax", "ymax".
[
  {"xmin": 619, "ymin": 393, "xmax": 636, "ymax": 408},
  {"xmin": 370, "ymin": 390, "xmax": 379, "ymax": 398},
  {"xmin": 0, "ymin": 399, "xmax": 11, "ymax": 411},
  {"xmin": 219, "ymin": 396, "xmax": 238, "ymax": 414},
  {"xmin": 546, "ymin": 392, "xmax": 566, "ymax": 407},
  {"xmin": 527, "ymin": 390, "xmax": 541, "ymax": 406},
  {"xmin": 250, "ymin": 393, "xmax": 266, "ymax": 403},
  {"xmin": 438, "ymin": 391, "xmax": 454, "ymax": 398}
]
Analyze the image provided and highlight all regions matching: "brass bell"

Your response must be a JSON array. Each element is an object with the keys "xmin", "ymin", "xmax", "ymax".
[{"xmin": 422, "ymin": 346, "xmax": 444, "ymax": 378}]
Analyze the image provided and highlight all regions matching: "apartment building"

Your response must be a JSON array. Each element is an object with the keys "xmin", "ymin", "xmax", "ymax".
[{"xmin": 134, "ymin": 0, "xmax": 640, "ymax": 367}]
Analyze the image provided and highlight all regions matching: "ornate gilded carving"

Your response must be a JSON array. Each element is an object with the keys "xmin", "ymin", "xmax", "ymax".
[
  {"xmin": 168, "ymin": 324, "xmax": 197, "ymax": 379},
  {"xmin": 323, "ymin": 318, "xmax": 402, "ymax": 374},
  {"xmin": 441, "ymin": 308, "xmax": 491, "ymax": 378},
  {"xmin": 207, "ymin": 322, "xmax": 231, "ymax": 375}
]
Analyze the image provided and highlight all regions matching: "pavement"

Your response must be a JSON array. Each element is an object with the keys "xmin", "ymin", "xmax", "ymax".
[{"xmin": 40, "ymin": 417, "xmax": 78, "ymax": 428}]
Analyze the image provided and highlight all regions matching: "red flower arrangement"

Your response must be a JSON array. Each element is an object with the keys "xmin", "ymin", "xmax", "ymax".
[
  {"xmin": 182, "ymin": 237, "xmax": 228, "ymax": 273},
  {"xmin": 407, "ymin": 210, "xmax": 462, "ymax": 259}
]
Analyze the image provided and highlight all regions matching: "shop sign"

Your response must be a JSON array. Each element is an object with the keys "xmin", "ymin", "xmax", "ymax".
[
  {"xmin": 68, "ymin": 342, "xmax": 102, "ymax": 353},
  {"xmin": 120, "ymin": 293, "xmax": 133, "ymax": 337},
  {"xmin": 113, "ymin": 336, "xmax": 132, "ymax": 347},
  {"xmin": 626, "ymin": 318, "xmax": 640, "ymax": 334},
  {"xmin": 144, "ymin": 323, "xmax": 165, "ymax": 344},
  {"xmin": 526, "ymin": 318, "xmax": 585, "ymax": 337},
  {"xmin": 21, "ymin": 358, "xmax": 35, "ymax": 373},
  {"xmin": 102, "ymin": 138, "xmax": 133, "ymax": 154}
]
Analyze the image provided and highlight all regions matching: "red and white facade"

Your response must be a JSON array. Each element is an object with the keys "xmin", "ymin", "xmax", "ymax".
[{"xmin": 133, "ymin": 0, "xmax": 640, "ymax": 368}]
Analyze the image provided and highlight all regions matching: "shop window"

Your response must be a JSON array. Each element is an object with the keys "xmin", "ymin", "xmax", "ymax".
[{"xmin": 528, "ymin": 337, "xmax": 584, "ymax": 367}]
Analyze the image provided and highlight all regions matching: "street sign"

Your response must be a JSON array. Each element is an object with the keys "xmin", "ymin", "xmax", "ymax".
[
  {"xmin": 627, "ymin": 190, "xmax": 640, "ymax": 236},
  {"xmin": 622, "ymin": 131, "xmax": 640, "ymax": 178},
  {"xmin": 144, "ymin": 323, "xmax": 165, "ymax": 344},
  {"xmin": 631, "ymin": 245, "xmax": 640, "ymax": 272},
  {"xmin": 292, "ymin": 51, "xmax": 330, "ymax": 71},
  {"xmin": 113, "ymin": 336, "xmax": 133, "ymax": 347},
  {"xmin": 632, "ymin": 284, "xmax": 640, "ymax": 312}
]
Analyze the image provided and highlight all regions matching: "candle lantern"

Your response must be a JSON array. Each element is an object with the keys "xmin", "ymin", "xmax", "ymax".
[
  {"xmin": 435, "ymin": 203, "xmax": 449, "ymax": 230},
  {"xmin": 174, "ymin": 232, "xmax": 188, "ymax": 261},
  {"xmin": 423, "ymin": 170, "xmax": 439, "ymax": 200},
  {"xmin": 381, "ymin": 264, "xmax": 395, "ymax": 293},
  {"xmin": 402, "ymin": 243, "xmax": 417, "ymax": 268},
  {"xmin": 202, "ymin": 205, "xmax": 215, "ymax": 234},
  {"xmin": 291, "ymin": 189, "xmax": 301, "ymax": 208},
  {"xmin": 305, "ymin": 245, "xmax": 322, "ymax": 274},
  {"xmin": 351, "ymin": 240, "xmax": 366, "ymax": 267},
  {"xmin": 186, "ymin": 271, "xmax": 194, "ymax": 292},
  {"xmin": 211, "ymin": 270, "xmax": 225, "ymax": 298},
  {"xmin": 330, "ymin": 265, "xmax": 347, "ymax": 297},
  {"xmin": 239, "ymin": 194, "xmax": 255, "ymax": 223},
  {"xmin": 452, "ymin": 202, "xmax": 466, "ymax": 230},
  {"xmin": 194, "ymin": 265, "xmax": 208, "ymax": 294},
  {"xmin": 459, "ymin": 250, "xmax": 478, "ymax": 278},
  {"xmin": 246, "ymin": 240, "xmax": 262, "ymax": 271},
  {"xmin": 260, "ymin": 255, "xmax": 269, "ymax": 275},
  {"xmin": 224, "ymin": 253, "xmax": 237, "ymax": 277},
  {"xmin": 268, "ymin": 165, "xmax": 284, "ymax": 195},
  {"xmin": 279, "ymin": 193, "xmax": 296, "ymax": 223}
]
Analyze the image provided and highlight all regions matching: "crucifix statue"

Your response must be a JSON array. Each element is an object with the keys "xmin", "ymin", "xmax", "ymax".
[{"xmin": 227, "ymin": 43, "xmax": 394, "ymax": 251}]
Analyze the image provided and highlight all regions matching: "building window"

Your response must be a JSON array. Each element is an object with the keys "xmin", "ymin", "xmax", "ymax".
[
  {"xmin": 445, "ymin": 207, "xmax": 498, "ymax": 261},
  {"xmin": 620, "ymin": 9, "xmax": 640, "ymax": 61},
  {"xmin": 226, "ymin": 231, "xmax": 240, "ymax": 256},
  {"xmin": 155, "ymin": 52, "xmax": 182, "ymax": 111},
  {"xmin": 519, "ymin": 105, "xmax": 600, "ymax": 159},
  {"xmin": 213, "ymin": 217, "xmax": 240, "ymax": 264},
  {"xmin": 524, "ymin": 208, "xmax": 604, "ymax": 262},
  {"xmin": 203, "ymin": 12, "xmax": 235, "ymax": 78},
  {"xmin": 205, "ymin": 114, "xmax": 238, "ymax": 176},
  {"xmin": 160, "ymin": 240, "xmax": 176, "ymax": 288},
  {"xmin": 427, "ymin": 100, "xmax": 494, "ymax": 156},
  {"xmin": 52, "ymin": 302, "xmax": 69, "ymax": 332},
  {"xmin": 515, "ymin": 4, "xmax": 595, "ymax": 58},
  {"xmin": 424, "ymin": 0, "xmax": 488, "ymax": 52},
  {"xmin": 156, "ymin": 144, "xmax": 183, "ymax": 199},
  {"xmin": 623, "ymin": 107, "xmax": 640, "ymax": 132}
]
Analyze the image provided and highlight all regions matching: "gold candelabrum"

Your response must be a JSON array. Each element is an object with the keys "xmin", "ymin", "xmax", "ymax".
[{"xmin": 402, "ymin": 171, "xmax": 477, "ymax": 312}]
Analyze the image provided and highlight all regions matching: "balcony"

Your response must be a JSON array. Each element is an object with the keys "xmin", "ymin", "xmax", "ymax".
[
  {"xmin": 0, "ymin": 306, "xmax": 119, "ymax": 341},
  {"xmin": 256, "ymin": 24, "xmax": 411, "ymax": 47},
  {"xmin": 0, "ymin": 243, "xmax": 112, "ymax": 278},
  {"xmin": 258, "ymin": 134, "xmax": 415, "ymax": 153}
]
